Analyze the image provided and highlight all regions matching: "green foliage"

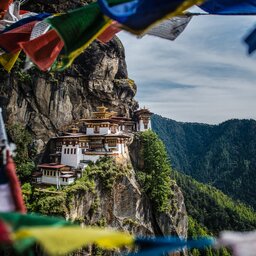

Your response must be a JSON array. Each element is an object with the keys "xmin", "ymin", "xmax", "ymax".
[
  {"xmin": 136, "ymin": 130, "xmax": 172, "ymax": 213},
  {"xmin": 84, "ymin": 156, "xmax": 130, "ymax": 190},
  {"xmin": 25, "ymin": 157, "xmax": 129, "ymax": 218},
  {"xmin": 7, "ymin": 123, "xmax": 35, "ymax": 183},
  {"xmin": 188, "ymin": 217, "xmax": 231, "ymax": 256},
  {"xmin": 35, "ymin": 195, "xmax": 67, "ymax": 216},
  {"xmin": 172, "ymin": 170, "xmax": 256, "ymax": 234},
  {"xmin": 152, "ymin": 115, "xmax": 256, "ymax": 209}
]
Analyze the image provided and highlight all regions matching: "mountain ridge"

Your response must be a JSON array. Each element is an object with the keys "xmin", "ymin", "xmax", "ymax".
[{"xmin": 152, "ymin": 114, "xmax": 256, "ymax": 209}]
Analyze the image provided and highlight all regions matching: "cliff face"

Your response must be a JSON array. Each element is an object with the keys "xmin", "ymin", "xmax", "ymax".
[
  {"xmin": 67, "ymin": 167, "xmax": 188, "ymax": 239},
  {"xmin": 0, "ymin": 38, "xmax": 138, "ymax": 152}
]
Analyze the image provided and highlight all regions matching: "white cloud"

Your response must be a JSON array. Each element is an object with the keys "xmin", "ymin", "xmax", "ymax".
[{"xmin": 119, "ymin": 16, "xmax": 256, "ymax": 124}]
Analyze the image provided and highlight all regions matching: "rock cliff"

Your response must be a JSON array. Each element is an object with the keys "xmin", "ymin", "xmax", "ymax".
[
  {"xmin": 0, "ymin": 38, "xmax": 138, "ymax": 152},
  {"xmin": 67, "ymin": 167, "xmax": 187, "ymax": 239}
]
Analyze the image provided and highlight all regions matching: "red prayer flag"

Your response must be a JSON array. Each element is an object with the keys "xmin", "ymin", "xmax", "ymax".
[
  {"xmin": 0, "ymin": 220, "xmax": 11, "ymax": 243},
  {"xmin": 0, "ymin": 0, "xmax": 12, "ymax": 17},
  {"xmin": 97, "ymin": 21, "xmax": 121, "ymax": 43},
  {"xmin": 5, "ymin": 150, "xmax": 26, "ymax": 214},
  {"xmin": 20, "ymin": 29, "xmax": 64, "ymax": 71},
  {"xmin": 0, "ymin": 20, "xmax": 37, "ymax": 53},
  {"xmin": 19, "ymin": 10, "xmax": 29, "ymax": 15}
]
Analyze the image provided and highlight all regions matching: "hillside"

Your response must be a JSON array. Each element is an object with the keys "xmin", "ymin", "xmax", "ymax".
[
  {"xmin": 152, "ymin": 114, "xmax": 256, "ymax": 209},
  {"xmin": 171, "ymin": 170, "xmax": 256, "ymax": 235}
]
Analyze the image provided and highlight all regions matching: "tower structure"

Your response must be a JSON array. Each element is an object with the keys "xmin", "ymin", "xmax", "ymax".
[{"xmin": 134, "ymin": 107, "xmax": 153, "ymax": 132}]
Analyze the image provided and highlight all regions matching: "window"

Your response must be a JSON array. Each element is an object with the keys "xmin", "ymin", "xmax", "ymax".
[
  {"xmin": 64, "ymin": 148, "xmax": 66, "ymax": 154},
  {"xmin": 94, "ymin": 126, "xmax": 100, "ymax": 133},
  {"xmin": 67, "ymin": 148, "xmax": 69, "ymax": 154},
  {"xmin": 71, "ymin": 148, "xmax": 73, "ymax": 154},
  {"xmin": 74, "ymin": 148, "xmax": 76, "ymax": 154},
  {"xmin": 111, "ymin": 126, "xmax": 116, "ymax": 134}
]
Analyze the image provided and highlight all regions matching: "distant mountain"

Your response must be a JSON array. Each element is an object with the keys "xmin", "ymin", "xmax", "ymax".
[{"xmin": 152, "ymin": 114, "xmax": 256, "ymax": 209}]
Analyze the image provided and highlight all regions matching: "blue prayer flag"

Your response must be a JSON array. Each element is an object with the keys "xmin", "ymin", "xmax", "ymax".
[
  {"xmin": 199, "ymin": 0, "xmax": 256, "ymax": 14},
  {"xmin": 132, "ymin": 236, "xmax": 215, "ymax": 256},
  {"xmin": 244, "ymin": 26, "xmax": 256, "ymax": 54},
  {"xmin": 98, "ymin": 0, "xmax": 203, "ymax": 34}
]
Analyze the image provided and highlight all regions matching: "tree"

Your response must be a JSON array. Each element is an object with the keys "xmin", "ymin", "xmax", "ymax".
[
  {"xmin": 7, "ymin": 123, "xmax": 35, "ymax": 183},
  {"xmin": 137, "ymin": 130, "xmax": 172, "ymax": 213}
]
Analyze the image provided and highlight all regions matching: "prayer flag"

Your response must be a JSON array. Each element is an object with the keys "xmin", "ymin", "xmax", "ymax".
[
  {"xmin": 0, "ymin": 50, "xmax": 20, "ymax": 72},
  {"xmin": 141, "ymin": 16, "xmax": 192, "ymax": 41},
  {"xmin": 20, "ymin": 29, "xmax": 64, "ymax": 71},
  {"xmin": 198, "ymin": 0, "xmax": 256, "ymax": 14},
  {"xmin": 97, "ymin": 21, "xmax": 121, "ymax": 43},
  {"xmin": 1, "ymin": 12, "xmax": 50, "ymax": 34},
  {"xmin": 0, "ymin": 220, "xmax": 11, "ymax": 243},
  {"xmin": 0, "ymin": 108, "xmax": 26, "ymax": 213},
  {"xmin": 0, "ymin": 1, "xmax": 20, "ymax": 31},
  {"xmin": 0, "ymin": 0, "xmax": 13, "ymax": 12},
  {"xmin": 14, "ymin": 226, "xmax": 134, "ymax": 255},
  {"xmin": 97, "ymin": 0, "xmax": 203, "ymax": 34},
  {"xmin": 23, "ymin": 20, "xmax": 51, "ymax": 70},
  {"xmin": 244, "ymin": 26, "xmax": 256, "ymax": 54},
  {"xmin": 0, "ymin": 212, "xmax": 73, "ymax": 253},
  {"xmin": 219, "ymin": 231, "xmax": 256, "ymax": 256},
  {"xmin": 132, "ymin": 237, "xmax": 215, "ymax": 256},
  {"xmin": 46, "ymin": 3, "xmax": 112, "ymax": 70},
  {"xmin": 0, "ymin": 20, "xmax": 37, "ymax": 53},
  {"xmin": 0, "ymin": 0, "xmax": 13, "ymax": 17}
]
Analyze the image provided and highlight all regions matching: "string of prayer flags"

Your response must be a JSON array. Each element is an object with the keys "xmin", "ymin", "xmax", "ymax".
[
  {"xmin": 244, "ymin": 26, "xmax": 256, "ymax": 54},
  {"xmin": 46, "ymin": 3, "xmax": 112, "ymax": 70},
  {"xmin": 97, "ymin": 0, "xmax": 204, "ymax": 34},
  {"xmin": 198, "ymin": 0, "xmax": 256, "ymax": 14},
  {"xmin": 20, "ymin": 29, "xmax": 64, "ymax": 71},
  {"xmin": 218, "ymin": 231, "xmax": 256, "ymax": 256},
  {"xmin": 140, "ymin": 16, "xmax": 192, "ymax": 41},
  {"xmin": 97, "ymin": 21, "xmax": 121, "ymax": 43},
  {"xmin": 132, "ymin": 236, "xmax": 215, "ymax": 256}
]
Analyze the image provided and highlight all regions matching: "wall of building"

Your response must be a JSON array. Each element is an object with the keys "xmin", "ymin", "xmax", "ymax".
[
  {"xmin": 83, "ymin": 154, "xmax": 100, "ymax": 162},
  {"xmin": 138, "ymin": 119, "xmax": 151, "ymax": 132},
  {"xmin": 42, "ymin": 174, "xmax": 75, "ymax": 186},
  {"xmin": 86, "ymin": 127, "xmax": 110, "ymax": 135},
  {"xmin": 61, "ymin": 145, "xmax": 81, "ymax": 168},
  {"xmin": 42, "ymin": 175, "xmax": 59, "ymax": 185}
]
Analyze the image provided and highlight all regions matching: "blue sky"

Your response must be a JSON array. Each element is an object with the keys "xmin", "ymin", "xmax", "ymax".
[{"xmin": 119, "ymin": 15, "xmax": 256, "ymax": 124}]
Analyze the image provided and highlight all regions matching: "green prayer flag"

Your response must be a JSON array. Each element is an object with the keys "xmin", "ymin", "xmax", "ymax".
[
  {"xmin": 46, "ymin": 2, "xmax": 110, "ymax": 70},
  {"xmin": 0, "ymin": 212, "xmax": 74, "ymax": 253}
]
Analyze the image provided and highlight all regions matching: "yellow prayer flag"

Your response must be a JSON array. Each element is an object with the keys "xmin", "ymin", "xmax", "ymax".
[
  {"xmin": 14, "ymin": 226, "xmax": 134, "ymax": 255},
  {"xmin": 0, "ymin": 50, "xmax": 21, "ymax": 72}
]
